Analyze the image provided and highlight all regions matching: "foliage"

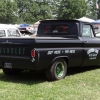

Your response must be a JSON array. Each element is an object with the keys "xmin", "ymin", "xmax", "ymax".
[
  {"xmin": 15, "ymin": 0, "xmax": 55, "ymax": 23},
  {"xmin": 0, "ymin": 0, "xmax": 19, "ymax": 24},
  {"xmin": 88, "ymin": 0, "xmax": 99, "ymax": 20},
  {"xmin": 96, "ymin": 0, "xmax": 100, "ymax": 19},
  {"xmin": 56, "ymin": 0, "xmax": 88, "ymax": 19},
  {"xmin": 0, "ymin": 0, "xmax": 100, "ymax": 24}
]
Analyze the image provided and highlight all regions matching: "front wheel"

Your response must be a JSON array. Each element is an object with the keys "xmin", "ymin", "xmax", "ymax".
[{"xmin": 45, "ymin": 58, "xmax": 67, "ymax": 81}]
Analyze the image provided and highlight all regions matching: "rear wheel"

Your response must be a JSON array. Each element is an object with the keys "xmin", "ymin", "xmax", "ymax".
[
  {"xmin": 45, "ymin": 58, "xmax": 67, "ymax": 81},
  {"xmin": 2, "ymin": 68, "xmax": 21, "ymax": 75}
]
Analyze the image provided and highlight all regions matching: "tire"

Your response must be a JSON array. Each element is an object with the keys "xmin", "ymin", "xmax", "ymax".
[
  {"xmin": 45, "ymin": 58, "xmax": 67, "ymax": 81},
  {"xmin": 2, "ymin": 68, "xmax": 21, "ymax": 75}
]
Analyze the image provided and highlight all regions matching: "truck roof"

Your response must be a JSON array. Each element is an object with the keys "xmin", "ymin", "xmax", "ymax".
[{"xmin": 40, "ymin": 19, "xmax": 91, "ymax": 24}]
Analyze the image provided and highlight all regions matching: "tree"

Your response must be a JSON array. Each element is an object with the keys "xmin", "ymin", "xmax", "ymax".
[
  {"xmin": 87, "ymin": 0, "xmax": 99, "ymax": 20},
  {"xmin": 56, "ymin": 0, "xmax": 88, "ymax": 19},
  {"xmin": 0, "ymin": 0, "xmax": 19, "ymax": 24},
  {"xmin": 95, "ymin": 0, "xmax": 100, "ymax": 19},
  {"xmin": 15, "ymin": 0, "xmax": 56, "ymax": 23}
]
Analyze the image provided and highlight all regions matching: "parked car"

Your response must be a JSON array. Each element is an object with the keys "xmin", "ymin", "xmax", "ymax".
[
  {"xmin": 18, "ymin": 24, "xmax": 35, "ymax": 36},
  {"xmin": 0, "ymin": 24, "xmax": 22, "ymax": 37}
]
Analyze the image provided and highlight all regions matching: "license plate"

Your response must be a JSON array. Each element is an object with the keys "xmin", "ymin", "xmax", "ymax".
[{"xmin": 4, "ymin": 63, "xmax": 12, "ymax": 68}]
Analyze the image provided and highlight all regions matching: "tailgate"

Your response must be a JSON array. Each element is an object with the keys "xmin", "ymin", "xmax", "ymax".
[{"xmin": 0, "ymin": 38, "xmax": 34, "ymax": 59}]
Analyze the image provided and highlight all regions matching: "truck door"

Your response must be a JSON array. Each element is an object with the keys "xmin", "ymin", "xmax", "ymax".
[{"xmin": 80, "ymin": 24, "xmax": 100, "ymax": 66}]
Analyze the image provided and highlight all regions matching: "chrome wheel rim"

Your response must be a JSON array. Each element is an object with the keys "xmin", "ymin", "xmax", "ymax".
[{"xmin": 55, "ymin": 62, "xmax": 64, "ymax": 77}]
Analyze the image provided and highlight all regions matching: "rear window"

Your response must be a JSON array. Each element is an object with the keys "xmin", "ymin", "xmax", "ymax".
[
  {"xmin": 38, "ymin": 22, "xmax": 78, "ymax": 36},
  {"xmin": 44, "ymin": 25, "xmax": 68, "ymax": 34},
  {"xmin": 37, "ymin": 21, "xmax": 78, "ymax": 36}
]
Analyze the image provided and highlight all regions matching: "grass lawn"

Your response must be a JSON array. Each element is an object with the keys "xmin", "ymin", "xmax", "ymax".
[{"xmin": 0, "ymin": 66, "xmax": 100, "ymax": 100}]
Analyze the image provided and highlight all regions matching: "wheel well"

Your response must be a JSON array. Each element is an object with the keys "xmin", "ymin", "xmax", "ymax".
[
  {"xmin": 62, "ymin": 57, "xmax": 69, "ymax": 66},
  {"xmin": 52, "ymin": 57, "xmax": 69, "ymax": 66}
]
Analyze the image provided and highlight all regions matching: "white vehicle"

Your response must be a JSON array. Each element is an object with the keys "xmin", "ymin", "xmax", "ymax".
[{"xmin": 0, "ymin": 24, "xmax": 22, "ymax": 37}]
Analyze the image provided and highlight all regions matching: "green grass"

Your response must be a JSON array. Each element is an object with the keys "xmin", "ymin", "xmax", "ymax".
[{"xmin": 0, "ymin": 66, "xmax": 100, "ymax": 100}]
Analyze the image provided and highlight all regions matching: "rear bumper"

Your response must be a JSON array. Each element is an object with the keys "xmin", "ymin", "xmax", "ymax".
[{"xmin": 0, "ymin": 58, "xmax": 37, "ymax": 70}]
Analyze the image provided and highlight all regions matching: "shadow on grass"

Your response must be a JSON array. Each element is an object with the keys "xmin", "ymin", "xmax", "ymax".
[
  {"xmin": 0, "ymin": 70, "xmax": 47, "ymax": 85},
  {"xmin": 0, "ymin": 66, "xmax": 99, "ymax": 84}
]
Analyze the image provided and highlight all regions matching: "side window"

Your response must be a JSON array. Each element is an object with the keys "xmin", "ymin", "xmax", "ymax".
[
  {"xmin": 82, "ymin": 24, "xmax": 94, "ymax": 37},
  {"xmin": 7, "ymin": 29, "xmax": 20, "ymax": 37},
  {"xmin": 0, "ymin": 30, "xmax": 6, "ymax": 36},
  {"xmin": 7, "ymin": 30, "xmax": 11, "ymax": 36}
]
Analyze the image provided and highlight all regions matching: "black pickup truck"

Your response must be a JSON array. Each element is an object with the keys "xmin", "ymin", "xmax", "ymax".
[{"xmin": 0, "ymin": 20, "xmax": 99, "ymax": 81}]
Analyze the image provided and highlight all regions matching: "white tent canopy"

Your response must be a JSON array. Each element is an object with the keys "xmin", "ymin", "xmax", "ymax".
[{"xmin": 77, "ymin": 17, "xmax": 95, "ymax": 23}]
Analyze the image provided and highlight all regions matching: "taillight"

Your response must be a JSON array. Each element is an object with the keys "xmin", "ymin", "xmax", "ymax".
[{"xmin": 31, "ymin": 49, "xmax": 35, "ymax": 57}]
